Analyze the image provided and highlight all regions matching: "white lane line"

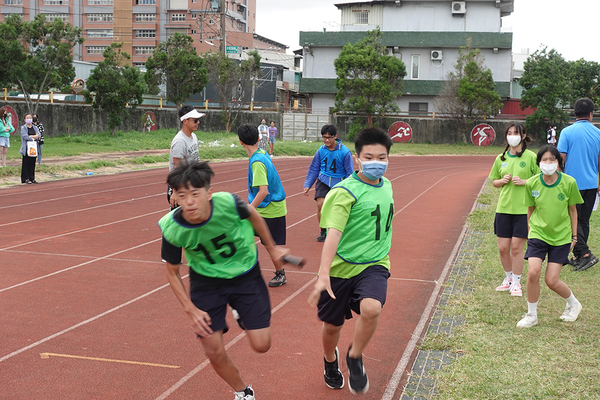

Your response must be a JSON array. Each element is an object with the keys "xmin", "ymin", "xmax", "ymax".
[
  {"xmin": 0, "ymin": 209, "xmax": 165, "ymax": 252},
  {"xmin": 0, "ymin": 239, "xmax": 161, "ymax": 294},
  {"xmin": 380, "ymin": 177, "xmax": 488, "ymax": 400},
  {"xmin": 154, "ymin": 277, "xmax": 318, "ymax": 400}
]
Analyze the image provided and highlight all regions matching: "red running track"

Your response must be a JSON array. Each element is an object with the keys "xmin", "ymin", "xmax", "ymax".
[{"xmin": 0, "ymin": 155, "xmax": 494, "ymax": 399}]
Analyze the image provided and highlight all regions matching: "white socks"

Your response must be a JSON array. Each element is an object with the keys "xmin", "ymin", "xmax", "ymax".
[
  {"xmin": 512, "ymin": 274, "xmax": 521, "ymax": 284},
  {"xmin": 505, "ymin": 271, "xmax": 513, "ymax": 280},
  {"xmin": 565, "ymin": 293, "xmax": 579, "ymax": 307},
  {"xmin": 527, "ymin": 301, "xmax": 538, "ymax": 316}
]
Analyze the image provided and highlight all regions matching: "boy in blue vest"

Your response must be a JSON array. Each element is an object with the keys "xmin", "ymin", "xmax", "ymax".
[
  {"xmin": 308, "ymin": 128, "xmax": 394, "ymax": 394},
  {"xmin": 303, "ymin": 125, "xmax": 354, "ymax": 242},
  {"xmin": 237, "ymin": 124, "xmax": 288, "ymax": 287},
  {"xmin": 159, "ymin": 161, "xmax": 287, "ymax": 400}
]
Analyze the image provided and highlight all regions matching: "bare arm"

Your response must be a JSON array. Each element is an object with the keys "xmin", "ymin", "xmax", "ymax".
[
  {"xmin": 492, "ymin": 174, "xmax": 511, "ymax": 188},
  {"xmin": 307, "ymin": 228, "xmax": 342, "ymax": 306},
  {"xmin": 568, "ymin": 204, "xmax": 578, "ymax": 252},
  {"xmin": 250, "ymin": 185, "xmax": 269, "ymax": 209},
  {"xmin": 165, "ymin": 261, "xmax": 213, "ymax": 337}
]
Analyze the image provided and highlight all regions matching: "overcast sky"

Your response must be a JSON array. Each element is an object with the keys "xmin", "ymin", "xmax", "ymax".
[{"xmin": 256, "ymin": 0, "xmax": 600, "ymax": 63}]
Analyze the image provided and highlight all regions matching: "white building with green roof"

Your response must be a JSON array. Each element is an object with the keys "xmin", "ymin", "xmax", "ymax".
[{"xmin": 300, "ymin": 0, "xmax": 514, "ymax": 114}]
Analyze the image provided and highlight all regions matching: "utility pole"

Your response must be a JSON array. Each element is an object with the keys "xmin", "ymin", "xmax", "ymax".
[{"xmin": 219, "ymin": 0, "xmax": 226, "ymax": 54}]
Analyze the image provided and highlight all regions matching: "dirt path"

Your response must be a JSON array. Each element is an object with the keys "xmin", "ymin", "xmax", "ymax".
[{"xmin": 0, "ymin": 150, "xmax": 170, "ymax": 187}]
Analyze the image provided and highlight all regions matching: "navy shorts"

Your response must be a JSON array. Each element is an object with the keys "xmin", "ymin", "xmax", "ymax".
[
  {"xmin": 262, "ymin": 215, "xmax": 286, "ymax": 245},
  {"xmin": 314, "ymin": 180, "xmax": 331, "ymax": 200},
  {"xmin": 317, "ymin": 265, "xmax": 390, "ymax": 326},
  {"xmin": 494, "ymin": 213, "xmax": 528, "ymax": 239},
  {"xmin": 190, "ymin": 273, "xmax": 271, "ymax": 333},
  {"xmin": 524, "ymin": 238, "xmax": 570, "ymax": 264}
]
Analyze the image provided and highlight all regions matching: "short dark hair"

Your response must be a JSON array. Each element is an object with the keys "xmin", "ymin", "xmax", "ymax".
[
  {"xmin": 574, "ymin": 98, "xmax": 594, "ymax": 118},
  {"xmin": 237, "ymin": 124, "xmax": 259, "ymax": 145},
  {"xmin": 536, "ymin": 145, "xmax": 564, "ymax": 170},
  {"xmin": 178, "ymin": 105, "xmax": 195, "ymax": 120},
  {"xmin": 354, "ymin": 127, "xmax": 393, "ymax": 155},
  {"xmin": 167, "ymin": 161, "xmax": 214, "ymax": 191},
  {"xmin": 321, "ymin": 125, "xmax": 337, "ymax": 137}
]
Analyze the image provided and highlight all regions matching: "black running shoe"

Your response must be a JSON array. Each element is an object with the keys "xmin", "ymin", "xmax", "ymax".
[
  {"xmin": 324, "ymin": 347, "xmax": 344, "ymax": 389},
  {"xmin": 268, "ymin": 269, "xmax": 286, "ymax": 287},
  {"xmin": 576, "ymin": 253, "xmax": 599, "ymax": 272},
  {"xmin": 316, "ymin": 229, "xmax": 327, "ymax": 242},
  {"xmin": 346, "ymin": 346, "xmax": 369, "ymax": 394},
  {"xmin": 568, "ymin": 256, "xmax": 581, "ymax": 270}
]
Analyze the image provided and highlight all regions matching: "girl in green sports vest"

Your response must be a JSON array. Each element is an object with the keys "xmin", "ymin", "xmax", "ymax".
[
  {"xmin": 489, "ymin": 123, "xmax": 539, "ymax": 297},
  {"xmin": 517, "ymin": 145, "xmax": 584, "ymax": 328}
]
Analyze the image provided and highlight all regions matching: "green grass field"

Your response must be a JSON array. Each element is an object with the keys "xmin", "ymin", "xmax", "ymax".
[{"xmin": 426, "ymin": 183, "xmax": 600, "ymax": 399}]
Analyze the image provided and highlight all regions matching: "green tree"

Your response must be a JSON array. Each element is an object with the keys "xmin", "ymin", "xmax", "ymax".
[
  {"xmin": 434, "ymin": 41, "xmax": 502, "ymax": 143},
  {"xmin": 568, "ymin": 59, "xmax": 600, "ymax": 107},
  {"xmin": 11, "ymin": 15, "xmax": 84, "ymax": 115},
  {"xmin": 519, "ymin": 47, "xmax": 571, "ymax": 135},
  {"xmin": 333, "ymin": 27, "xmax": 406, "ymax": 128},
  {"xmin": 144, "ymin": 33, "xmax": 207, "ymax": 107},
  {"xmin": 82, "ymin": 43, "xmax": 146, "ymax": 136},
  {"xmin": 0, "ymin": 15, "xmax": 26, "ymax": 90},
  {"xmin": 204, "ymin": 50, "xmax": 261, "ymax": 131}
]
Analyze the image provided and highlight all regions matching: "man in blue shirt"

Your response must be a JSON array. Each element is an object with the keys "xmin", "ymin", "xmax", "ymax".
[
  {"xmin": 303, "ymin": 125, "xmax": 354, "ymax": 242},
  {"xmin": 557, "ymin": 98, "xmax": 600, "ymax": 271}
]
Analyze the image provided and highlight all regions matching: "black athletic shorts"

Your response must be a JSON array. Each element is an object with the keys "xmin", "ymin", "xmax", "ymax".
[
  {"xmin": 190, "ymin": 273, "xmax": 271, "ymax": 333},
  {"xmin": 524, "ymin": 238, "xmax": 570, "ymax": 265},
  {"xmin": 261, "ymin": 215, "xmax": 286, "ymax": 245},
  {"xmin": 317, "ymin": 264, "xmax": 390, "ymax": 326},
  {"xmin": 314, "ymin": 180, "xmax": 331, "ymax": 200},
  {"xmin": 494, "ymin": 213, "xmax": 528, "ymax": 239}
]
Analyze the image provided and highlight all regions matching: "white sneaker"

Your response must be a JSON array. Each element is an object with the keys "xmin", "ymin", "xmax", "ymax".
[
  {"xmin": 233, "ymin": 386, "xmax": 255, "ymax": 400},
  {"xmin": 495, "ymin": 277, "xmax": 512, "ymax": 291},
  {"xmin": 517, "ymin": 313, "xmax": 538, "ymax": 328},
  {"xmin": 510, "ymin": 282, "xmax": 522, "ymax": 297},
  {"xmin": 560, "ymin": 302, "xmax": 582, "ymax": 322}
]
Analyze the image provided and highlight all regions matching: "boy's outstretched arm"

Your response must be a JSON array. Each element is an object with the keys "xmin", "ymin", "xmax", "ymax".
[
  {"xmin": 307, "ymin": 228, "xmax": 342, "ymax": 307},
  {"xmin": 247, "ymin": 205, "xmax": 288, "ymax": 269},
  {"xmin": 165, "ymin": 261, "xmax": 213, "ymax": 337}
]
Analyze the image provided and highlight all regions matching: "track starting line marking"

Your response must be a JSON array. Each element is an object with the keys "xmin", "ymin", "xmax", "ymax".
[{"xmin": 39, "ymin": 353, "xmax": 180, "ymax": 369}]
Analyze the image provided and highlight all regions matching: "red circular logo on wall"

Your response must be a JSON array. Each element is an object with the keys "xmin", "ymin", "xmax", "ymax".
[
  {"xmin": 2, "ymin": 106, "xmax": 18, "ymax": 135},
  {"xmin": 142, "ymin": 111, "xmax": 157, "ymax": 132},
  {"xmin": 389, "ymin": 121, "xmax": 413, "ymax": 143},
  {"xmin": 471, "ymin": 123, "xmax": 495, "ymax": 146}
]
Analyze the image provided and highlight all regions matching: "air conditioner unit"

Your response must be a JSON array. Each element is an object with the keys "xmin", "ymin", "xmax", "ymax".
[
  {"xmin": 430, "ymin": 50, "xmax": 443, "ymax": 61},
  {"xmin": 384, "ymin": 47, "xmax": 394, "ymax": 56},
  {"xmin": 452, "ymin": 1, "xmax": 466, "ymax": 14}
]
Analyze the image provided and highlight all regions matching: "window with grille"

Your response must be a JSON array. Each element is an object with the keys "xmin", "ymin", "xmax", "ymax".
[
  {"xmin": 353, "ymin": 10, "xmax": 369, "ymax": 24},
  {"xmin": 136, "ymin": 30, "xmax": 156, "ymax": 38},
  {"xmin": 44, "ymin": 13, "xmax": 69, "ymax": 22},
  {"xmin": 171, "ymin": 13, "xmax": 185, "ymax": 22},
  {"xmin": 87, "ymin": 29, "xmax": 113, "ymax": 38},
  {"xmin": 135, "ymin": 0, "xmax": 155, "ymax": 4},
  {"xmin": 87, "ymin": 0, "xmax": 112, "ymax": 5},
  {"xmin": 237, "ymin": 22, "xmax": 244, "ymax": 31},
  {"xmin": 409, "ymin": 103, "xmax": 428, "ymax": 114},
  {"xmin": 43, "ymin": 0, "xmax": 69, "ymax": 4},
  {"xmin": 86, "ymin": 46, "xmax": 107, "ymax": 54},
  {"xmin": 87, "ymin": 13, "xmax": 113, "ymax": 22},
  {"xmin": 411, "ymin": 55, "xmax": 420, "ymax": 79},
  {"xmin": 134, "ymin": 46, "xmax": 155, "ymax": 55},
  {"xmin": 134, "ymin": 62, "xmax": 146, "ymax": 68},
  {"xmin": 135, "ymin": 13, "xmax": 156, "ymax": 22},
  {"xmin": 4, "ymin": 0, "xmax": 24, "ymax": 5}
]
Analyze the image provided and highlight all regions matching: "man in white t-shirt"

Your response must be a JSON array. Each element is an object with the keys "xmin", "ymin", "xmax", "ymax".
[{"xmin": 167, "ymin": 106, "xmax": 205, "ymax": 209}]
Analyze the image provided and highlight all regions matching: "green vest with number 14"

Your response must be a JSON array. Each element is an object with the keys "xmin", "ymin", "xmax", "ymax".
[
  {"xmin": 158, "ymin": 192, "xmax": 258, "ymax": 279},
  {"xmin": 334, "ymin": 174, "xmax": 394, "ymax": 264}
]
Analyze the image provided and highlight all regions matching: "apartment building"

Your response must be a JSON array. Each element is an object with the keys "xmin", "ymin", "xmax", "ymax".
[
  {"xmin": 0, "ymin": 0, "xmax": 286, "ymax": 66},
  {"xmin": 299, "ymin": 0, "xmax": 514, "ymax": 113}
]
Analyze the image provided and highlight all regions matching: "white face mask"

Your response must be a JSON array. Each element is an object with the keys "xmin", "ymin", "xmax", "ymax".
[
  {"xmin": 540, "ymin": 162, "xmax": 558, "ymax": 176},
  {"xmin": 506, "ymin": 135, "xmax": 522, "ymax": 147}
]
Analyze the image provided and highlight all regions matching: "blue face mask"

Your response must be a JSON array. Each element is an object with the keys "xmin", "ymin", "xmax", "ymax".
[{"xmin": 360, "ymin": 160, "xmax": 388, "ymax": 180}]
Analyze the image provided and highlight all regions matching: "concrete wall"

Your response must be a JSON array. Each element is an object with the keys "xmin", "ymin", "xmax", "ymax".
[{"xmin": 0, "ymin": 101, "xmax": 282, "ymax": 137}]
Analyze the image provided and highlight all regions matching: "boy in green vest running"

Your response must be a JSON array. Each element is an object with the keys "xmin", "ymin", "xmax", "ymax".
[
  {"xmin": 308, "ymin": 128, "xmax": 394, "ymax": 394},
  {"xmin": 159, "ymin": 161, "xmax": 287, "ymax": 400}
]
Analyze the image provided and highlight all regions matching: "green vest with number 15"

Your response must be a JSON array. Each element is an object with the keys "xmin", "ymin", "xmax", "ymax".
[
  {"xmin": 334, "ymin": 174, "xmax": 394, "ymax": 264},
  {"xmin": 158, "ymin": 192, "xmax": 258, "ymax": 279}
]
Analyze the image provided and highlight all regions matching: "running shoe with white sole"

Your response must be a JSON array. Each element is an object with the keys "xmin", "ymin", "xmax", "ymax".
[
  {"xmin": 516, "ymin": 313, "xmax": 538, "ymax": 328},
  {"xmin": 495, "ymin": 277, "xmax": 512, "ymax": 291},
  {"xmin": 560, "ymin": 302, "xmax": 582, "ymax": 322}
]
